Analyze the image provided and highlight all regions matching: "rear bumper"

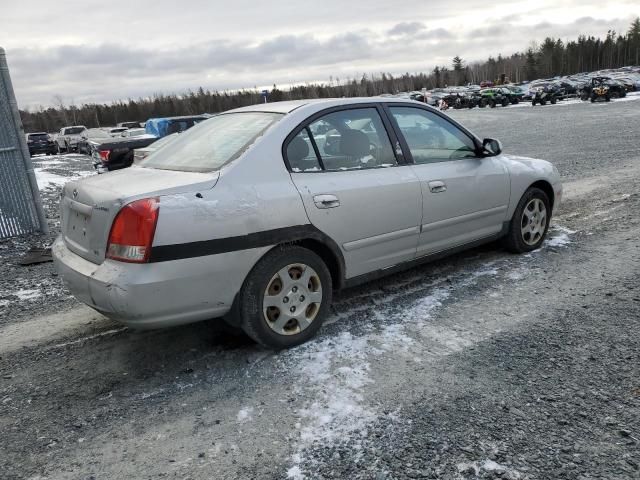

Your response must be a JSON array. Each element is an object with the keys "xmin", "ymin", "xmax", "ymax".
[
  {"xmin": 52, "ymin": 237, "xmax": 266, "ymax": 329},
  {"xmin": 29, "ymin": 145, "xmax": 56, "ymax": 155}
]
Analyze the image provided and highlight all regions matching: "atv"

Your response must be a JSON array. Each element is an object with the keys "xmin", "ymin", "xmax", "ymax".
[
  {"xmin": 531, "ymin": 86, "xmax": 558, "ymax": 106},
  {"xmin": 580, "ymin": 77, "xmax": 614, "ymax": 102},
  {"xmin": 479, "ymin": 88, "xmax": 510, "ymax": 108},
  {"xmin": 588, "ymin": 77, "xmax": 611, "ymax": 102},
  {"xmin": 447, "ymin": 93, "xmax": 478, "ymax": 109}
]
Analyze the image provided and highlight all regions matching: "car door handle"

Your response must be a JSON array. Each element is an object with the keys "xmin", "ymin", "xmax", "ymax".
[
  {"xmin": 313, "ymin": 194, "xmax": 340, "ymax": 209},
  {"xmin": 428, "ymin": 181, "xmax": 447, "ymax": 193}
]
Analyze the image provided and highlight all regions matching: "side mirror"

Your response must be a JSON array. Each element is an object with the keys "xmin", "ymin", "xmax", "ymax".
[{"xmin": 482, "ymin": 138, "xmax": 502, "ymax": 157}]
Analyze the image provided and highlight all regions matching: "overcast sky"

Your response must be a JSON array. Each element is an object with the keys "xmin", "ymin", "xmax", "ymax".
[{"xmin": 2, "ymin": 0, "xmax": 638, "ymax": 109}]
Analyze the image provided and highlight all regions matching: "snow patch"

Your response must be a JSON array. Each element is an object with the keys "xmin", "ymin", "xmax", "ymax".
[
  {"xmin": 545, "ymin": 224, "xmax": 576, "ymax": 248},
  {"xmin": 13, "ymin": 289, "xmax": 41, "ymax": 301},
  {"xmin": 237, "ymin": 406, "xmax": 254, "ymax": 423},
  {"xmin": 34, "ymin": 169, "xmax": 69, "ymax": 189}
]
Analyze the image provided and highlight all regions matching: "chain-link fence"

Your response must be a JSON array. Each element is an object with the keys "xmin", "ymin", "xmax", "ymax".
[{"xmin": 0, "ymin": 47, "xmax": 48, "ymax": 238}]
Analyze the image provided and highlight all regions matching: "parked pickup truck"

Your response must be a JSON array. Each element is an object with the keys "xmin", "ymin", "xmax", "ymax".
[
  {"xmin": 90, "ymin": 135, "xmax": 158, "ymax": 172},
  {"xmin": 56, "ymin": 125, "xmax": 87, "ymax": 153}
]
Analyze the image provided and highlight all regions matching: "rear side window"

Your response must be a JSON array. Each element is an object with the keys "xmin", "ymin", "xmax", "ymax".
[
  {"xmin": 286, "ymin": 108, "xmax": 397, "ymax": 172},
  {"xmin": 287, "ymin": 129, "xmax": 322, "ymax": 172},
  {"xmin": 141, "ymin": 112, "xmax": 282, "ymax": 172}
]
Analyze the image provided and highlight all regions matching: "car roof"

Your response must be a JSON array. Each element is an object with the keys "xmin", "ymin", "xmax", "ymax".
[{"xmin": 225, "ymin": 97, "xmax": 430, "ymax": 115}]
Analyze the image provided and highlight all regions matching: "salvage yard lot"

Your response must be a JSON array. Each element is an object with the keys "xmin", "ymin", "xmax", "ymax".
[{"xmin": 1, "ymin": 98, "xmax": 639, "ymax": 479}]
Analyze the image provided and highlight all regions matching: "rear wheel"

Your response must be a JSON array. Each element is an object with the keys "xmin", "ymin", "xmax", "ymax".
[
  {"xmin": 503, "ymin": 187, "xmax": 551, "ymax": 253},
  {"xmin": 238, "ymin": 246, "xmax": 332, "ymax": 349},
  {"xmin": 540, "ymin": 99, "xmax": 547, "ymax": 106},
  {"xmin": 550, "ymin": 97, "xmax": 557, "ymax": 105},
  {"xmin": 502, "ymin": 98, "xmax": 509, "ymax": 107}
]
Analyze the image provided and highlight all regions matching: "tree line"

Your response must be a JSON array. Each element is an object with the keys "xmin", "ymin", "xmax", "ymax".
[{"xmin": 19, "ymin": 17, "xmax": 640, "ymax": 133}]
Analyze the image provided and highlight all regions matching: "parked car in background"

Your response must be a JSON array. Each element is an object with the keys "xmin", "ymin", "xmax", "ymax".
[
  {"xmin": 604, "ymin": 79, "xmax": 628, "ymax": 98},
  {"xmin": 53, "ymin": 98, "xmax": 562, "ymax": 349},
  {"xmin": 144, "ymin": 115, "xmax": 209, "ymax": 138},
  {"xmin": 90, "ymin": 134, "xmax": 159, "ymax": 172},
  {"xmin": 133, "ymin": 132, "xmax": 179, "ymax": 164},
  {"xmin": 26, "ymin": 132, "xmax": 56, "ymax": 156},
  {"xmin": 77, "ymin": 128, "xmax": 112, "ymax": 154},
  {"xmin": 56, "ymin": 125, "xmax": 87, "ymax": 153},
  {"xmin": 106, "ymin": 127, "xmax": 129, "ymax": 137},
  {"xmin": 117, "ymin": 121, "xmax": 142, "ymax": 129},
  {"xmin": 120, "ymin": 128, "xmax": 148, "ymax": 138}
]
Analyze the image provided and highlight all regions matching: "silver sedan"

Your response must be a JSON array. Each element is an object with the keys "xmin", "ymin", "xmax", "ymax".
[{"xmin": 53, "ymin": 98, "xmax": 562, "ymax": 349}]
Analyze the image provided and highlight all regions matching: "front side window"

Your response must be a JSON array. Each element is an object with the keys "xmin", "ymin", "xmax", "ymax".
[
  {"xmin": 289, "ymin": 108, "xmax": 396, "ymax": 172},
  {"xmin": 141, "ymin": 112, "xmax": 282, "ymax": 172},
  {"xmin": 389, "ymin": 107, "xmax": 477, "ymax": 163}
]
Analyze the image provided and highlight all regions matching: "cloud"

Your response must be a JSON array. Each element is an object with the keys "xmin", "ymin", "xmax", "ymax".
[
  {"xmin": 5, "ymin": 7, "xmax": 639, "ymax": 108},
  {"xmin": 388, "ymin": 22, "xmax": 426, "ymax": 36}
]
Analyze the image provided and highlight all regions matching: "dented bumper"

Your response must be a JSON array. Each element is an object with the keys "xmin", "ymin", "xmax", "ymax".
[{"xmin": 52, "ymin": 236, "xmax": 262, "ymax": 329}]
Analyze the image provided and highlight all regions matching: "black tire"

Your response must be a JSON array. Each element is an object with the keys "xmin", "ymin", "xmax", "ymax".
[
  {"xmin": 489, "ymin": 99, "xmax": 496, "ymax": 108},
  {"xmin": 550, "ymin": 97, "xmax": 557, "ymax": 105},
  {"xmin": 502, "ymin": 187, "xmax": 551, "ymax": 253},
  {"xmin": 540, "ymin": 99, "xmax": 547, "ymax": 106},
  {"xmin": 502, "ymin": 98, "xmax": 509, "ymax": 107},
  {"xmin": 532, "ymin": 99, "xmax": 537, "ymax": 106},
  {"xmin": 237, "ymin": 245, "xmax": 332, "ymax": 349},
  {"xmin": 605, "ymin": 94, "xmax": 611, "ymax": 102}
]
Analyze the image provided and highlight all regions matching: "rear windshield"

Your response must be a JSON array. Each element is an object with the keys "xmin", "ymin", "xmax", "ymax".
[
  {"xmin": 65, "ymin": 127, "xmax": 85, "ymax": 134},
  {"xmin": 87, "ymin": 129, "xmax": 111, "ymax": 138},
  {"xmin": 28, "ymin": 133, "xmax": 48, "ymax": 140},
  {"xmin": 141, "ymin": 112, "xmax": 283, "ymax": 172}
]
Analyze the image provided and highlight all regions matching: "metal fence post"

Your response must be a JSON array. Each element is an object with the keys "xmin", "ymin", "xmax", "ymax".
[{"xmin": 0, "ymin": 46, "xmax": 49, "ymax": 237}]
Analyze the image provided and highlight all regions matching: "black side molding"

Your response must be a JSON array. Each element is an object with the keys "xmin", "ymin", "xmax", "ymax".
[{"xmin": 149, "ymin": 225, "xmax": 320, "ymax": 262}]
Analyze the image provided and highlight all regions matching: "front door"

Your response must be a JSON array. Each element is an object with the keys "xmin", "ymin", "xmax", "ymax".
[
  {"xmin": 386, "ymin": 106, "xmax": 510, "ymax": 257},
  {"xmin": 286, "ymin": 106, "xmax": 422, "ymax": 278}
]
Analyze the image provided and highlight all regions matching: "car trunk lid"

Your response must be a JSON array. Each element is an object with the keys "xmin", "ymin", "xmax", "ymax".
[{"xmin": 60, "ymin": 167, "xmax": 218, "ymax": 264}]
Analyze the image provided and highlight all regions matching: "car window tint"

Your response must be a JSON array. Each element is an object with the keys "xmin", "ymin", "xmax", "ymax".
[
  {"xmin": 389, "ymin": 107, "xmax": 477, "ymax": 163},
  {"xmin": 307, "ymin": 108, "xmax": 396, "ymax": 171},
  {"xmin": 287, "ymin": 129, "xmax": 322, "ymax": 172}
]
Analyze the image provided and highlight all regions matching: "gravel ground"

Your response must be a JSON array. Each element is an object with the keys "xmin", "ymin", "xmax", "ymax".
[{"xmin": 1, "ymin": 97, "xmax": 639, "ymax": 479}]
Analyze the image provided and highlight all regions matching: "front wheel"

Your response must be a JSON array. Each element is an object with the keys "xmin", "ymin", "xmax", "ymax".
[
  {"xmin": 550, "ymin": 97, "xmax": 557, "ymax": 105},
  {"xmin": 237, "ymin": 246, "xmax": 332, "ymax": 349},
  {"xmin": 503, "ymin": 187, "xmax": 551, "ymax": 253}
]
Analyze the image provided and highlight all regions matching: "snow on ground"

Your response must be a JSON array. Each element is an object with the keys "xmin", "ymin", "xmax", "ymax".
[
  {"xmin": 34, "ymin": 168, "xmax": 70, "ymax": 189},
  {"xmin": 283, "ymin": 226, "xmax": 576, "ymax": 479},
  {"xmin": 236, "ymin": 407, "xmax": 254, "ymax": 423},
  {"xmin": 13, "ymin": 289, "xmax": 42, "ymax": 301}
]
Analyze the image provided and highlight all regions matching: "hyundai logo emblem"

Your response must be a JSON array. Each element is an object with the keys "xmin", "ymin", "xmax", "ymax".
[{"xmin": 72, "ymin": 189, "xmax": 78, "ymax": 198}]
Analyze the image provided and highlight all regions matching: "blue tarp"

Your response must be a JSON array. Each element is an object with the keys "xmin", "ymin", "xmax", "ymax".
[{"xmin": 145, "ymin": 115, "xmax": 209, "ymax": 138}]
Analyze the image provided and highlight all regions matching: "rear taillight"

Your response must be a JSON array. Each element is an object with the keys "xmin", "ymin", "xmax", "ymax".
[
  {"xmin": 99, "ymin": 150, "xmax": 111, "ymax": 162},
  {"xmin": 106, "ymin": 198, "xmax": 159, "ymax": 263}
]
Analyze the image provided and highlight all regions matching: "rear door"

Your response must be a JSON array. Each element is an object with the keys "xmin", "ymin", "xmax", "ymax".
[
  {"xmin": 385, "ymin": 105, "xmax": 510, "ymax": 257},
  {"xmin": 286, "ymin": 106, "xmax": 422, "ymax": 279}
]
